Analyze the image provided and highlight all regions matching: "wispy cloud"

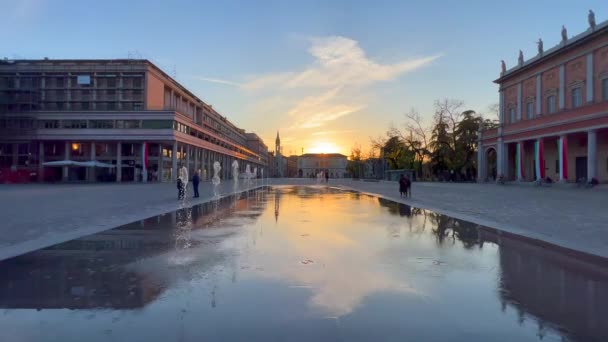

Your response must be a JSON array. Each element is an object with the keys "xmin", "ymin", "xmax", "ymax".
[
  {"xmin": 193, "ymin": 76, "xmax": 241, "ymax": 87},
  {"xmin": 311, "ymin": 130, "xmax": 356, "ymax": 136},
  {"xmin": 243, "ymin": 36, "xmax": 440, "ymax": 91},
  {"xmin": 287, "ymin": 87, "xmax": 365, "ymax": 129}
]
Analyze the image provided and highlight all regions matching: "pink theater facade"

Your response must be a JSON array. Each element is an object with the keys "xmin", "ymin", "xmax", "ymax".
[{"xmin": 478, "ymin": 16, "xmax": 608, "ymax": 184}]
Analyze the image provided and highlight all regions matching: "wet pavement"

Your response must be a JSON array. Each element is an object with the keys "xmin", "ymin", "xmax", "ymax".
[{"xmin": 1, "ymin": 186, "xmax": 607, "ymax": 341}]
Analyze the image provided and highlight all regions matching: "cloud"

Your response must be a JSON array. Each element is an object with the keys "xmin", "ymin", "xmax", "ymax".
[
  {"xmin": 242, "ymin": 36, "xmax": 439, "ymax": 91},
  {"xmin": 287, "ymin": 87, "xmax": 364, "ymax": 129},
  {"xmin": 311, "ymin": 130, "xmax": 355, "ymax": 136},
  {"xmin": 193, "ymin": 76, "xmax": 241, "ymax": 87}
]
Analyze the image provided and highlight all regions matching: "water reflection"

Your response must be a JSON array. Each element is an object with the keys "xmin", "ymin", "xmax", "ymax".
[
  {"xmin": 0, "ymin": 186, "xmax": 606, "ymax": 341},
  {"xmin": 0, "ymin": 188, "xmax": 266, "ymax": 311}
]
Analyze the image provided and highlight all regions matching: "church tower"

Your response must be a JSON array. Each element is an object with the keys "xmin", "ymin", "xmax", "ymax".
[{"xmin": 275, "ymin": 131, "xmax": 283, "ymax": 177}]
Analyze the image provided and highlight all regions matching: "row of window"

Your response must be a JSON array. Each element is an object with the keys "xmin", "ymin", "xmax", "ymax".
[
  {"xmin": 508, "ymin": 79, "xmax": 608, "ymax": 124},
  {"xmin": 37, "ymin": 119, "xmax": 174, "ymax": 129},
  {"xmin": 0, "ymin": 75, "xmax": 144, "ymax": 89},
  {"xmin": 173, "ymin": 121, "xmax": 258, "ymax": 160}
]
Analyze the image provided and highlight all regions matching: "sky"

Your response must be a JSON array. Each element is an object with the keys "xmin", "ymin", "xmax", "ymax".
[{"xmin": 2, "ymin": 0, "xmax": 608, "ymax": 156}]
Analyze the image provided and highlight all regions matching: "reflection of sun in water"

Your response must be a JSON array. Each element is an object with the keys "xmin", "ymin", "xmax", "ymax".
[{"xmin": 308, "ymin": 141, "xmax": 340, "ymax": 154}]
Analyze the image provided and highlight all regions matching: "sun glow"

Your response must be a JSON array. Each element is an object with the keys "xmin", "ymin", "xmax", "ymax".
[{"xmin": 308, "ymin": 141, "xmax": 341, "ymax": 154}]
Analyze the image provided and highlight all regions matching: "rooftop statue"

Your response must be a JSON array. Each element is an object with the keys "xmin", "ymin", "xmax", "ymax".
[{"xmin": 589, "ymin": 10, "xmax": 596, "ymax": 30}]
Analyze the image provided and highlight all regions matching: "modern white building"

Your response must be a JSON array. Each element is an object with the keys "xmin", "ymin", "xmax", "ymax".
[{"xmin": 297, "ymin": 153, "xmax": 348, "ymax": 178}]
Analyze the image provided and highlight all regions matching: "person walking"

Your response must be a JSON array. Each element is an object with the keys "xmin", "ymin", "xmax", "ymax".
[
  {"xmin": 192, "ymin": 170, "xmax": 200, "ymax": 198},
  {"xmin": 404, "ymin": 175, "xmax": 412, "ymax": 198},
  {"xmin": 399, "ymin": 174, "xmax": 406, "ymax": 198},
  {"xmin": 325, "ymin": 170, "xmax": 329, "ymax": 183}
]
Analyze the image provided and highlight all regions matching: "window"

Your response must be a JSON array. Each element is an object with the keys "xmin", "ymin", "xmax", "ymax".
[
  {"xmin": 133, "ymin": 77, "xmax": 142, "ymax": 88},
  {"xmin": 142, "ymin": 120, "xmax": 173, "ymax": 129},
  {"xmin": 509, "ymin": 108, "xmax": 515, "ymax": 123},
  {"xmin": 107, "ymin": 102, "xmax": 116, "ymax": 110},
  {"xmin": 526, "ymin": 101, "xmax": 534, "ymax": 119},
  {"xmin": 116, "ymin": 120, "xmax": 140, "ymax": 129},
  {"xmin": 571, "ymin": 87, "xmax": 582, "ymax": 108},
  {"xmin": 603, "ymin": 78, "xmax": 608, "ymax": 101},
  {"xmin": 81, "ymin": 102, "xmax": 89, "ymax": 110},
  {"xmin": 62, "ymin": 120, "xmax": 87, "ymax": 129},
  {"xmin": 133, "ymin": 102, "xmax": 143, "ymax": 111},
  {"xmin": 107, "ymin": 77, "xmax": 117, "ymax": 88},
  {"xmin": 39, "ymin": 120, "xmax": 59, "ymax": 129},
  {"xmin": 90, "ymin": 120, "xmax": 114, "ymax": 129},
  {"xmin": 547, "ymin": 95, "xmax": 556, "ymax": 114}
]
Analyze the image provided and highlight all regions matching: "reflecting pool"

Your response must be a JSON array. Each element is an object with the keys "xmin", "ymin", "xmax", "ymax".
[{"xmin": 0, "ymin": 186, "xmax": 607, "ymax": 341}]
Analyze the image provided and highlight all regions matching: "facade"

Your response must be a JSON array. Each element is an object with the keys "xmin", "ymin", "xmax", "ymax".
[
  {"xmin": 0, "ymin": 59, "xmax": 267, "ymax": 183},
  {"xmin": 479, "ymin": 15, "xmax": 608, "ymax": 183},
  {"xmin": 297, "ymin": 153, "xmax": 348, "ymax": 178},
  {"xmin": 245, "ymin": 132, "xmax": 269, "ymax": 176},
  {"xmin": 287, "ymin": 155, "xmax": 299, "ymax": 177}
]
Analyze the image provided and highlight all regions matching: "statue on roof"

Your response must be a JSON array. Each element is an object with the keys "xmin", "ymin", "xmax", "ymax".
[
  {"xmin": 537, "ymin": 38, "xmax": 543, "ymax": 55},
  {"xmin": 589, "ymin": 10, "xmax": 596, "ymax": 30},
  {"xmin": 500, "ymin": 60, "xmax": 506, "ymax": 75},
  {"xmin": 561, "ymin": 25, "xmax": 568, "ymax": 43},
  {"xmin": 518, "ymin": 50, "xmax": 524, "ymax": 66}
]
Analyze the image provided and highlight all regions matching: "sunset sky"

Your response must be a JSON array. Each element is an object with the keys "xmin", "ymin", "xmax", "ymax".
[{"xmin": 3, "ymin": 0, "xmax": 607, "ymax": 155}]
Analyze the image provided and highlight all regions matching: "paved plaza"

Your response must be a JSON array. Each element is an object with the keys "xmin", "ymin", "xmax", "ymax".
[{"xmin": 0, "ymin": 179, "xmax": 606, "ymax": 260}]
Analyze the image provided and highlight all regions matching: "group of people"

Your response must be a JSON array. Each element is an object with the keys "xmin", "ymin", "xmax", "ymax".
[
  {"xmin": 177, "ymin": 164, "xmax": 200, "ymax": 200},
  {"xmin": 399, "ymin": 174, "xmax": 411, "ymax": 198}
]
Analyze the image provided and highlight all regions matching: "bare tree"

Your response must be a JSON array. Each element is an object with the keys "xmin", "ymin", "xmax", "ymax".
[{"xmin": 434, "ymin": 99, "xmax": 464, "ymax": 146}]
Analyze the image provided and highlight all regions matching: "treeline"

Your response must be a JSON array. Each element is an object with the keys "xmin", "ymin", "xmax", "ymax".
[{"xmin": 359, "ymin": 99, "xmax": 498, "ymax": 181}]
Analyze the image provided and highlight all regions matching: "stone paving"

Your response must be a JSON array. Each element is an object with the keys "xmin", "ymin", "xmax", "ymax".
[
  {"xmin": 0, "ymin": 178, "xmax": 607, "ymax": 260},
  {"xmin": 0, "ymin": 180, "xmax": 269, "ymax": 260}
]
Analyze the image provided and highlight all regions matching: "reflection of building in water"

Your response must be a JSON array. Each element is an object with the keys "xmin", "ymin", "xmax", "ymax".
[
  {"xmin": 377, "ymin": 195, "xmax": 608, "ymax": 340},
  {"xmin": 274, "ymin": 189, "xmax": 280, "ymax": 222},
  {"xmin": 0, "ymin": 190, "xmax": 267, "ymax": 311},
  {"xmin": 482, "ymin": 230, "xmax": 608, "ymax": 341}
]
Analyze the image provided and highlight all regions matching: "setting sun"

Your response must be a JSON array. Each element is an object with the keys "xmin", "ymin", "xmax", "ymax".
[{"xmin": 308, "ymin": 141, "xmax": 341, "ymax": 154}]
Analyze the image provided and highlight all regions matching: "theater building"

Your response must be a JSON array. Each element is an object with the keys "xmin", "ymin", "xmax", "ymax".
[
  {"xmin": 0, "ymin": 59, "xmax": 267, "ymax": 183},
  {"xmin": 478, "ymin": 14, "xmax": 608, "ymax": 183}
]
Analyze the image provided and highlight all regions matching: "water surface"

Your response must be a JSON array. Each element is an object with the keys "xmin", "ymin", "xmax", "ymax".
[{"xmin": 1, "ymin": 186, "xmax": 607, "ymax": 341}]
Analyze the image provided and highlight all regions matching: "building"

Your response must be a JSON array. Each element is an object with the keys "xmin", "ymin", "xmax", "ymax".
[
  {"xmin": 287, "ymin": 155, "xmax": 299, "ymax": 177},
  {"xmin": 0, "ymin": 59, "xmax": 267, "ymax": 183},
  {"xmin": 478, "ymin": 12, "xmax": 608, "ymax": 183},
  {"xmin": 297, "ymin": 153, "xmax": 348, "ymax": 178},
  {"xmin": 245, "ymin": 132, "xmax": 269, "ymax": 177}
]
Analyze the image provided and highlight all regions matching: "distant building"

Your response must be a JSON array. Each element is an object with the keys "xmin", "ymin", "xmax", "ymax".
[
  {"xmin": 297, "ymin": 153, "xmax": 348, "ymax": 178},
  {"xmin": 287, "ymin": 155, "xmax": 298, "ymax": 177},
  {"xmin": 479, "ymin": 15, "xmax": 608, "ymax": 183},
  {"xmin": 245, "ymin": 132, "xmax": 269, "ymax": 176},
  {"xmin": 0, "ymin": 59, "xmax": 267, "ymax": 183}
]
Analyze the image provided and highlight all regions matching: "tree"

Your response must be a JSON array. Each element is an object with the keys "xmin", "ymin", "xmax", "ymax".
[
  {"xmin": 428, "ymin": 114, "xmax": 451, "ymax": 176},
  {"xmin": 454, "ymin": 110, "xmax": 482, "ymax": 180},
  {"xmin": 347, "ymin": 144, "xmax": 363, "ymax": 178},
  {"xmin": 403, "ymin": 109, "xmax": 431, "ymax": 176}
]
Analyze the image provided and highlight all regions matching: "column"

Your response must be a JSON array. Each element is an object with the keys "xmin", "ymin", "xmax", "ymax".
[
  {"xmin": 63, "ymin": 141, "xmax": 69, "ymax": 181},
  {"xmin": 11, "ymin": 143, "xmax": 18, "ymax": 170},
  {"xmin": 89, "ymin": 142, "xmax": 96, "ymax": 182},
  {"xmin": 559, "ymin": 64, "xmax": 565, "ymax": 110},
  {"xmin": 516, "ymin": 83, "xmax": 522, "ymax": 121},
  {"xmin": 587, "ymin": 53, "xmax": 594, "ymax": 103},
  {"xmin": 499, "ymin": 91, "xmax": 505, "ymax": 124},
  {"xmin": 587, "ymin": 130, "xmax": 597, "ymax": 181},
  {"xmin": 194, "ymin": 146, "xmax": 199, "ymax": 176},
  {"xmin": 536, "ymin": 74, "xmax": 542, "ymax": 115},
  {"xmin": 158, "ymin": 143, "xmax": 164, "ymax": 182},
  {"xmin": 38, "ymin": 141, "xmax": 44, "ymax": 182},
  {"xmin": 496, "ymin": 137, "xmax": 503, "ymax": 179},
  {"xmin": 558, "ymin": 135, "xmax": 568, "ymax": 182},
  {"xmin": 171, "ymin": 141, "xmax": 178, "ymax": 182},
  {"xmin": 534, "ymin": 138, "xmax": 544, "ymax": 181},
  {"xmin": 504, "ymin": 143, "xmax": 510, "ymax": 179},
  {"xmin": 141, "ymin": 142, "xmax": 147, "ymax": 183},
  {"xmin": 516, "ymin": 141, "xmax": 524, "ymax": 181},
  {"xmin": 116, "ymin": 142, "xmax": 122, "ymax": 182},
  {"xmin": 477, "ymin": 130, "xmax": 484, "ymax": 182},
  {"xmin": 186, "ymin": 144, "xmax": 190, "ymax": 180}
]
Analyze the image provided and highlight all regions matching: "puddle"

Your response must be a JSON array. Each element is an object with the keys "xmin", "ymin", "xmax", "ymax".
[{"xmin": 0, "ymin": 186, "xmax": 606, "ymax": 341}]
